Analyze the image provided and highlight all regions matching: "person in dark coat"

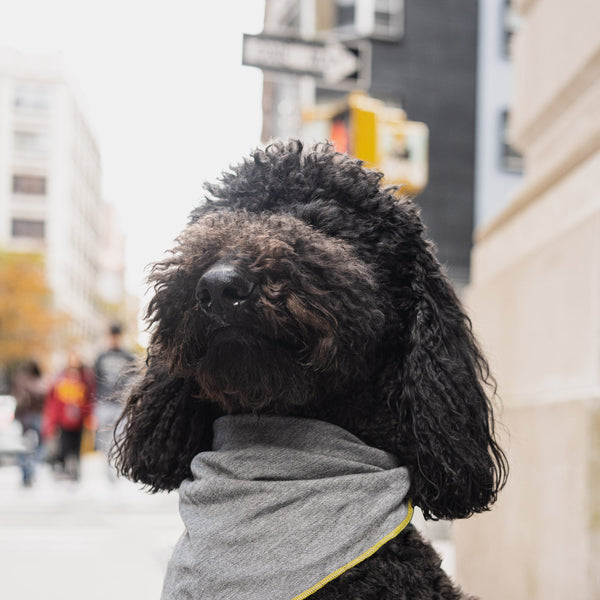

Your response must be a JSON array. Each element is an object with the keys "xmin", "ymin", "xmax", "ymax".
[
  {"xmin": 94, "ymin": 323, "xmax": 134, "ymax": 458},
  {"xmin": 11, "ymin": 360, "xmax": 47, "ymax": 486}
]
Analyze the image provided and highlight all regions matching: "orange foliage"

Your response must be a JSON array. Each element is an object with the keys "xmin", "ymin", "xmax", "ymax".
[{"xmin": 0, "ymin": 250, "xmax": 58, "ymax": 365}]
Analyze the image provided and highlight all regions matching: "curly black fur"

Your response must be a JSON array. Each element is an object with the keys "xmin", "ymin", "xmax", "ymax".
[
  {"xmin": 111, "ymin": 140, "xmax": 507, "ymax": 598},
  {"xmin": 312, "ymin": 526, "xmax": 474, "ymax": 600}
]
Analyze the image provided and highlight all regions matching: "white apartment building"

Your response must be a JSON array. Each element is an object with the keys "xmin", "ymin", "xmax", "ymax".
[
  {"xmin": 0, "ymin": 48, "xmax": 108, "ymax": 360},
  {"xmin": 474, "ymin": 0, "xmax": 523, "ymax": 229}
]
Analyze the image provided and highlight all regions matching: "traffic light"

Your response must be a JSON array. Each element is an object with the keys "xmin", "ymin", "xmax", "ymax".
[{"xmin": 302, "ymin": 92, "xmax": 429, "ymax": 195}]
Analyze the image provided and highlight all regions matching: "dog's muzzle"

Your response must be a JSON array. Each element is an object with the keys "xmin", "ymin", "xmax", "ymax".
[{"xmin": 196, "ymin": 264, "xmax": 255, "ymax": 315}]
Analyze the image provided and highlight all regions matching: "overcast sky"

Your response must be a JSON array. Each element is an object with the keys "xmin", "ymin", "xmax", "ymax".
[{"xmin": 0, "ymin": 0, "xmax": 265, "ymax": 299}]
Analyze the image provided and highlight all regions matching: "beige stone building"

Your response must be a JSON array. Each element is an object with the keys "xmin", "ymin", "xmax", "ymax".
[{"xmin": 453, "ymin": 1, "xmax": 600, "ymax": 599}]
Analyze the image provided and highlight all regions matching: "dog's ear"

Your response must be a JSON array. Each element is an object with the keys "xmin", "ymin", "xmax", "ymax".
[
  {"xmin": 384, "ymin": 200, "xmax": 508, "ymax": 521},
  {"xmin": 111, "ymin": 361, "xmax": 218, "ymax": 492}
]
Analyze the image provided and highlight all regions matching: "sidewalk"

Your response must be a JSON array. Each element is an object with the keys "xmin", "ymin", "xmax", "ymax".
[{"xmin": 0, "ymin": 453, "xmax": 182, "ymax": 600}]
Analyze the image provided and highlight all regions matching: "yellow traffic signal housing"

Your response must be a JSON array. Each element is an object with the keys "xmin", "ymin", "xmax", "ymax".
[
  {"xmin": 302, "ymin": 92, "xmax": 429, "ymax": 195},
  {"xmin": 348, "ymin": 92, "xmax": 379, "ymax": 164}
]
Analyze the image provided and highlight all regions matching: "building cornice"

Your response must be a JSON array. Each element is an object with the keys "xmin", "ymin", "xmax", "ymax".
[
  {"xmin": 476, "ymin": 45, "xmax": 600, "ymax": 244},
  {"xmin": 513, "ymin": 0, "xmax": 540, "ymax": 15},
  {"xmin": 511, "ymin": 45, "xmax": 600, "ymax": 150},
  {"xmin": 474, "ymin": 129, "xmax": 600, "ymax": 243}
]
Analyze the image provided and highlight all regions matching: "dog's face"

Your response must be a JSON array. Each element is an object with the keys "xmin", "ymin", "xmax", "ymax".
[{"xmin": 148, "ymin": 209, "xmax": 386, "ymax": 413}]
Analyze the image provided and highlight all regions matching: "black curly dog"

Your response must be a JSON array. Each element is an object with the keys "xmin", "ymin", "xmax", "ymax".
[{"xmin": 113, "ymin": 141, "xmax": 507, "ymax": 599}]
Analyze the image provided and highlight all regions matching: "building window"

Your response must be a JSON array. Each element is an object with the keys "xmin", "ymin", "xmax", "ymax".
[
  {"xmin": 373, "ymin": 0, "xmax": 404, "ymax": 37},
  {"xmin": 330, "ymin": 0, "xmax": 404, "ymax": 41},
  {"xmin": 13, "ymin": 130, "xmax": 50, "ymax": 154},
  {"xmin": 14, "ymin": 84, "xmax": 50, "ymax": 111},
  {"xmin": 501, "ymin": 0, "xmax": 521, "ymax": 57},
  {"xmin": 11, "ymin": 218, "xmax": 45, "ymax": 240},
  {"xmin": 13, "ymin": 174, "xmax": 47, "ymax": 195},
  {"xmin": 500, "ymin": 110, "xmax": 523, "ymax": 173},
  {"xmin": 336, "ymin": 0, "xmax": 356, "ymax": 28}
]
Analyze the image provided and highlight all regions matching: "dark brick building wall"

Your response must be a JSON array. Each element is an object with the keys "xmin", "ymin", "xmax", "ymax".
[{"xmin": 368, "ymin": 0, "xmax": 479, "ymax": 284}]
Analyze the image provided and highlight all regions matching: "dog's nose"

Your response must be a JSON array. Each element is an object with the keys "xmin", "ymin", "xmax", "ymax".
[{"xmin": 196, "ymin": 265, "xmax": 255, "ymax": 313}]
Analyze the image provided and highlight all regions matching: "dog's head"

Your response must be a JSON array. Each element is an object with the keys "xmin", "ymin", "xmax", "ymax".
[{"xmin": 114, "ymin": 140, "xmax": 507, "ymax": 520}]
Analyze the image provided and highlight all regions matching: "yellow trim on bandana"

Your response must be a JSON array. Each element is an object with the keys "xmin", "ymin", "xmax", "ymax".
[{"xmin": 291, "ymin": 502, "xmax": 414, "ymax": 600}]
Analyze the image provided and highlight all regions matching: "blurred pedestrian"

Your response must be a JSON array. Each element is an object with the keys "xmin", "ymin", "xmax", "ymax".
[
  {"xmin": 94, "ymin": 323, "xmax": 134, "ymax": 461},
  {"xmin": 10, "ymin": 360, "xmax": 48, "ymax": 486},
  {"xmin": 42, "ymin": 351, "xmax": 95, "ymax": 481}
]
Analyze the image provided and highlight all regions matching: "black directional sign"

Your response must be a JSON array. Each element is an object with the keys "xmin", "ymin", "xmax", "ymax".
[{"xmin": 242, "ymin": 33, "xmax": 369, "ymax": 89}]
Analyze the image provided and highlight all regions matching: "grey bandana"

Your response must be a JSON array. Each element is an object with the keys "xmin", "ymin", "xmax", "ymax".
[{"xmin": 161, "ymin": 415, "xmax": 412, "ymax": 600}]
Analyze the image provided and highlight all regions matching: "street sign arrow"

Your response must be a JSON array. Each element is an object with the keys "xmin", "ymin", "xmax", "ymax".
[{"xmin": 242, "ymin": 33, "xmax": 363, "ymax": 86}]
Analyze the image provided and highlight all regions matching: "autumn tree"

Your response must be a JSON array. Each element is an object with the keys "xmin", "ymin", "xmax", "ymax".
[{"xmin": 0, "ymin": 249, "xmax": 57, "ymax": 367}]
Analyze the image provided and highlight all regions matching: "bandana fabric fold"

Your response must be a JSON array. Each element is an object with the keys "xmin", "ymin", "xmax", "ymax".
[{"xmin": 161, "ymin": 414, "xmax": 412, "ymax": 600}]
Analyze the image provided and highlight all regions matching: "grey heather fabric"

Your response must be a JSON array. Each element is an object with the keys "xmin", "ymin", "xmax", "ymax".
[{"xmin": 161, "ymin": 414, "xmax": 411, "ymax": 600}]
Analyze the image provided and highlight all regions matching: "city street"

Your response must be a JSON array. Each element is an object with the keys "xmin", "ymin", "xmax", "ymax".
[{"xmin": 0, "ymin": 453, "xmax": 182, "ymax": 600}]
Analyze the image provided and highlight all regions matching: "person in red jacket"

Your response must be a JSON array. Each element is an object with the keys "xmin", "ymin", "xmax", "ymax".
[{"xmin": 43, "ymin": 351, "xmax": 95, "ymax": 481}]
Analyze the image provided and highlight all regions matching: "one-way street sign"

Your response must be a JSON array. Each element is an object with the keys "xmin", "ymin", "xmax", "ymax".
[{"xmin": 242, "ymin": 33, "xmax": 369, "ymax": 88}]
